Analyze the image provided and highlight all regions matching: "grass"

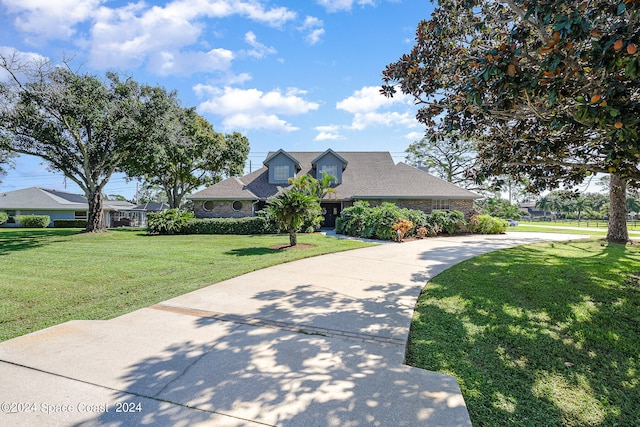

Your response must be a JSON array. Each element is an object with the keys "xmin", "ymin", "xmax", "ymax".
[
  {"xmin": 0, "ymin": 228, "xmax": 373, "ymax": 341},
  {"xmin": 407, "ymin": 239, "xmax": 640, "ymax": 427}
]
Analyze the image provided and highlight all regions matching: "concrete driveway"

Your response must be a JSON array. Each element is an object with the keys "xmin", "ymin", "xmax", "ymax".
[{"xmin": 0, "ymin": 232, "xmax": 586, "ymax": 426}]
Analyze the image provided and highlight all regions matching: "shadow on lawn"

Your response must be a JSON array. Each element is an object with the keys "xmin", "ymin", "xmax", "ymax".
[
  {"xmin": 408, "ymin": 240, "xmax": 640, "ymax": 426},
  {"xmin": 224, "ymin": 247, "xmax": 280, "ymax": 256},
  {"xmin": 0, "ymin": 229, "xmax": 79, "ymax": 256}
]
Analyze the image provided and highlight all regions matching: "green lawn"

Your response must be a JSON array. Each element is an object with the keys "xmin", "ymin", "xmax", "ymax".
[
  {"xmin": 407, "ymin": 239, "xmax": 640, "ymax": 426},
  {"xmin": 0, "ymin": 228, "xmax": 372, "ymax": 341}
]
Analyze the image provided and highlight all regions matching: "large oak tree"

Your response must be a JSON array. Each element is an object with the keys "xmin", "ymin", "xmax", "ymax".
[
  {"xmin": 0, "ymin": 55, "xmax": 144, "ymax": 232},
  {"xmin": 122, "ymin": 85, "xmax": 250, "ymax": 208},
  {"xmin": 382, "ymin": 0, "xmax": 640, "ymax": 242}
]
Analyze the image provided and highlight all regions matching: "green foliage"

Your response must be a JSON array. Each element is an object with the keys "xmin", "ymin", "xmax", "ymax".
[
  {"xmin": 477, "ymin": 198, "xmax": 522, "ymax": 219},
  {"xmin": 14, "ymin": 215, "xmax": 51, "ymax": 228},
  {"xmin": 337, "ymin": 202, "xmax": 468, "ymax": 240},
  {"xmin": 54, "ymin": 219, "xmax": 88, "ymax": 228},
  {"xmin": 0, "ymin": 59, "xmax": 148, "ymax": 232},
  {"xmin": 382, "ymin": 0, "xmax": 640, "ymax": 241},
  {"xmin": 147, "ymin": 209, "xmax": 195, "ymax": 235},
  {"xmin": 473, "ymin": 215, "xmax": 508, "ymax": 234},
  {"xmin": 182, "ymin": 217, "xmax": 273, "ymax": 235},
  {"xmin": 0, "ymin": 211, "xmax": 7, "ymax": 225},
  {"xmin": 121, "ymin": 92, "xmax": 250, "ymax": 208},
  {"xmin": 335, "ymin": 201, "xmax": 371, "ymax": 237},
  {"xmin": 428, "ymin": 210, "xmax": 465, "ymax": 235},
  {"xmin": 266, "ymin": 189, "xmax": 322, "ymax": 246}
]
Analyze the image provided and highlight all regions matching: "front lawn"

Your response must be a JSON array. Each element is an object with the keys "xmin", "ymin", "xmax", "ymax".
[
  {"xmin": 407, "ymin": 239, "xmax": 640, "ymax": 427},
  {"xmin": 0, "ymin": 228, "xmax": 372, "ymax": 341}
]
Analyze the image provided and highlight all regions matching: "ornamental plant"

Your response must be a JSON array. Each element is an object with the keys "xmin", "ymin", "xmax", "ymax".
[{"xmin": 392, "ymin": 219, "xmax": 414, "ymax": 242}]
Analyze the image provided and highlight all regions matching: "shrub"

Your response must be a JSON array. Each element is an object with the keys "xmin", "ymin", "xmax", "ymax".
[
  {"xmin": 147, "ymin": 209, "xmax": 195, "ymax": 235},
  {"xmin": 54, "ymin": 219, "xmax": 88, "ymax": 228},
  {"xmin": 182, "ymin": 217, "xmax": 273, "ymax": 235},
  {"xmin": 0, "ymin": 212, "xmax": 7, "ymax": 225},
  {"xmin": 15, "ymin": 215, "xmax": 51, "ymax": 228},
  {"xmin": 428, "ymin": 210, "xmax": 465, "ymax": 235},
  {"xmin": 335, "ymin": 201, "xmax": 371, "ymax": 237},
  {"xmin": 474, "ymin": 215, "xmax": 508, "ymax": 234},
  {"xmin": 337, "ymin": 202, "xmax": 441, "ymax": 240},
  {"xmin": 392, "ymin": 219, "xmax": 414, "ymax": 241}
]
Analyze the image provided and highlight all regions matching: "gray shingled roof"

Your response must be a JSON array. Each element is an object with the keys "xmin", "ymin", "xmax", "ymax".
[
  {"xmin": 356, "ymin": 162, "xmax": 479, "ymax": 199},
  {"xmin": 0, "ymin": 187, "xmax": 135, "ymax": 211},
  {"xmin": 187, "ymin": 151, "xmax": 480, "ymax": 201}
]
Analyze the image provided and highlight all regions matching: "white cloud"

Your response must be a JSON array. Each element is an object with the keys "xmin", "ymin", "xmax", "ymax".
[
  {"xmin": 405, "ymin": 131, "xmax": 423, "ymax": 141},
  {"xmin": 350, "ymin": 111, "xmax": 417, "ymax": 130},
  {"xmin": 242, "ymin": 31, "xmax": 277, "ymax": 59},
  {"xmin": 316, "ymin": 0, "xmax": 376, "ymax": 12},
  {"xmin": 299, "ymin": 16, "xmax": 325, "ymax": 45},
  {"xmin": 337, "ymin": 85, "xmax": 411, "ymax": 113},
  {"xmin": 147, "ymin": 48, "xmax": 234, "ymax": 76},
  {"xmin": 314, "ymin": 125, "xmax": 344, "ymax": 141},
  {"xmin": 0, "ymin": 46, "xmax": 49, "ymax": 82},
  {"xmin": 1, "ymin": 0, "xmax": 102, "ymax": 40},
  {"xmin": 336, "ymin": 85, "xmax": 419, "ymax": 131},
  {"xmin": 197, "ymin": 86, "xmax": 319, "ymax": 132},
  {"xmin": 4, "ymin": 0, "xmax": 297, "ymax": 76}
]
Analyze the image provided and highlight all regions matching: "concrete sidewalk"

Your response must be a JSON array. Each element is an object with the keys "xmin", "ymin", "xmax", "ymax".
[{"xmin": 0, "ymin": 232, "xmax": 586, "ymax": 426}]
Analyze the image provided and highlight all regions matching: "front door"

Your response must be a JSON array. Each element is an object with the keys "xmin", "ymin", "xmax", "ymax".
[{"xmin": 321, "ymin": 203, "xmax": 341, "ymax": 228}]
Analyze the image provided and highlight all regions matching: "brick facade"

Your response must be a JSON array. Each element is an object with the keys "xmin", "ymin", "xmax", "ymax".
[{"xmin": 193, "ymin": 200, "xmax": 253, "ymax": 218}]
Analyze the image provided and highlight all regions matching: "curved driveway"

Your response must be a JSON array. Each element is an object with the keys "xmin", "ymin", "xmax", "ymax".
[{"xmin": 0, "ymin": 232, "xmax": 586, "ymax": 427}]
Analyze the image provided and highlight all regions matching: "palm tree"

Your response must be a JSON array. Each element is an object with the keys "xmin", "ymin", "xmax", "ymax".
[
  {"xmin": 267, "ymin": 189, "xmax": 321, "ymax": 246},
  {"xmin": 574, "ymin": 197, "xmax": 591, "ymax": 221},
  {"xmin": 289, "ymin": 171, "xmax": 337, "ymax": 200},
  {"xmin": 536, "ymin": 195, "xmax": 551, "ymax": 219}
]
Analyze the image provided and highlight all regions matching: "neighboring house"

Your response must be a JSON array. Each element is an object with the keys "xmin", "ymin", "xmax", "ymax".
[
  {"xmin": 188, "ymin": 149, "xmax": 481, "ymax": 227},
  {"xmin": 112, "ymin": 202, "xmax": 171, "ymax": 227},
  {"xmin": 0, "ymin": 187, "xmax": 150, "ymax": 227}
]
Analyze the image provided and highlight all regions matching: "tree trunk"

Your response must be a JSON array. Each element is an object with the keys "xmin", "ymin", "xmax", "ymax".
[
  {"xmin": 289, "ymin": 231, "xmax": 297, "ymax": 247},
  {"xmin": 607, "ymin": 174, "xmax": 628, "ymax": 243},
  {"xmin": 85, "ymin": 191, "xmax": 105, "ymax": 232}
]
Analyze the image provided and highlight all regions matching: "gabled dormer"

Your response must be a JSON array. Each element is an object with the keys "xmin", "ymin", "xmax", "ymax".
[
  {"xmin": 311, "ymin": 149, "xmax": 348, "ymax": 184},
  {"xmin": 263, "ymin": 149, "xmax": 301, "ymax": 184}
]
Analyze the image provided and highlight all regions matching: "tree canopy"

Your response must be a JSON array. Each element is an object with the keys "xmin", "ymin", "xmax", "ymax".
[
  {"xmin": 0, "ymin": 55, "xmax": 143, "ymax": 232},
  {"xmin": 121, "ymin": 86, "xmax": 249, "ymax": 208},
  {"xmin": 405, "ymin": 132, "xmax": 477, "ymax": 188},
  {"xmin": 382, "ymin": 0, "xmax": 640, "ymax": 242}
]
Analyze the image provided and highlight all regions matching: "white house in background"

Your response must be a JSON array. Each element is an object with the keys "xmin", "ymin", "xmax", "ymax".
[{"xmin": 0, "ymin": 187, "xmax": 164, "ymax": 227}]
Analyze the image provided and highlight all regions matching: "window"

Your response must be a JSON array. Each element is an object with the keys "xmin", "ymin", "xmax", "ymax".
[
  {"xmin": 273, "ymin": 165, "xmax": 290, "ymax": 181},
  {"xmin": 232, "ymin": 201, "xmax": 243, "ymax": 211},
  {"xmin": 75, "ymin": 211, "xmax": 87, "ymax": 219},
  {"xmin": 203, "ymin": 201, "xmax": 215, "ymax": 211},
  {"xmin": 320, "ymin": 164, "xmax": 338, "ymax": 180},
  {"xmin": 432, "ymin": 200, "xmax": 450, "ymax": 211}
]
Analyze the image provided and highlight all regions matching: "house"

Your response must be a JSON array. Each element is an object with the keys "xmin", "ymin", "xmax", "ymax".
[
  {"xmin": 0, "ymin": 187, "xmax": 140, "ymax": 227},
  {"xmin": 188, "ymin": 149, "xmax": 481, "ymax": 227}
]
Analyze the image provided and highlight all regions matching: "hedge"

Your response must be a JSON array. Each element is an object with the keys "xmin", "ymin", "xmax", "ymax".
[
  {"xmin": 336, "ymin": 201, "xmax": 466, "ymax": 240},
  {"xmin": 182, "ymin": 217, "xmax": 274, "ymax": 235},
  {"xmin": 15, "ymin": 215, "xmax": 51, "ymax": 228},
  {"xmin": 472, "ymin": 215, "xmax": 508, "ymax": 234},
  {"xmin": 54, "ymin": 219, "xmax": 88, "ymax": 228}
]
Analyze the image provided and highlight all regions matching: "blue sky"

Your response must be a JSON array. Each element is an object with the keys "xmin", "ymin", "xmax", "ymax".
[{"xmin": 0, "ymin": 0, "xmax": 432, "ymax": 200}]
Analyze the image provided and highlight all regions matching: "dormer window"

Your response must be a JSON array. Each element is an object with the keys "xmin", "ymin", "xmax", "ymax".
[
  {"xmin": 273, "ymin": 165, "xmax": 290, "ymax": 181},
  {"xmin": 320, "ymin": 164, "xmax": 338, "ymax": 179}
]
